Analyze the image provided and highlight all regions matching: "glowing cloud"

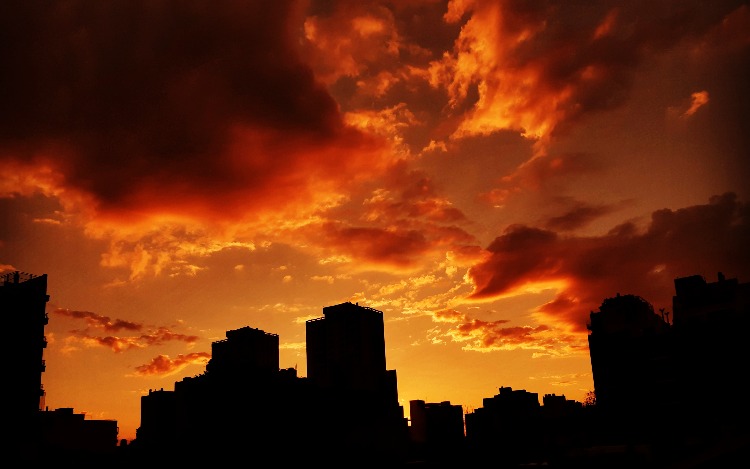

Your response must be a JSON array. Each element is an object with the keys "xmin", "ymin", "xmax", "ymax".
[
  {"xmin": 682, "ymin": 90, "xmax": 710, "ymax": 118},
  {"xmin": 132, "ymin": 353, "xmax": 211, "ymax": 377},
  {"xmin": 52, "ymin": 308, "xmax": 199, "ymax": 353},
  {"xmin": 466, "ymin": 192, "xmax": 750, "ymax": 332}
]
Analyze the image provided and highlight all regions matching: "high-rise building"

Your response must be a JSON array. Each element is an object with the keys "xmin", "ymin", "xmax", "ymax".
[
  {"xmin": 136, "ymin": 325, "xmax": 311, "ymax": 460},
  {"xmin": 306, "ymin": 302, "xmax": 407, "ymax": 458},
  {"xmin": 672, "ymin": 272, "xmax": 750, "ymax": 419},
  {"xmin": 587, "ymin": 293, "xmax": 674, "ymax": 415},
  {"xmin": 409, "ymin": 399, "xmax": 464, "ymax": 446},
  {"xmin": 2, "ymin": 270, "xmax": 119, "ymax": 458},
  {"xmin": 206, "ymin": 325, "xmax": 279, "ymax": 376},
  {"xmin": 1, "ymin": 271, "xmax": 49, "ymax": 427},
  {"xmin": 464, "ymin": 386, "xmax": 543, "ymax": 464},
  {"xmin": 306, "ymin": 301, "xmax": 388, "ymax": 393}
]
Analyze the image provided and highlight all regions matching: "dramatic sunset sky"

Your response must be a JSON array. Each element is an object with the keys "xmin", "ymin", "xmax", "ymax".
[{"xmin": 2, "ymin": 0, "xmax": 749, "ymax": 442}]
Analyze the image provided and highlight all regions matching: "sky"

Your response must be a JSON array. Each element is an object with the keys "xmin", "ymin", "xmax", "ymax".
[{"xmin": 2, "ymin": 0, "xmax": 749, "ymax": 442}]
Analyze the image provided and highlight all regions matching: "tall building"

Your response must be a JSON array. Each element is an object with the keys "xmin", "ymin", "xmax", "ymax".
[
  {"xmin": 1, "ymin": 270, "xmax": 119, "ymax": 458},
  {"xmin": 587, "ymin": 293, "xmax": 674, "ymax": 415},
  {"xmin": 135, "ymin": 325, "xmax": 313, "ymax": 461},
  {"xmin": 410, "ymin": 400, "xmax": 465, "ymax": 443},
  {"xmin": 306, "ymin": 302, "xmax": 407, "ymax": 459},
  {"xmin": 306, "ymin": 302, "xmax": 388, "ymax": 393},
  {"xmin": 136, "ymin": 305, "xmax": 409, "ymax": 462},
  {"xmin": 206, "ymin": 325, "xmax": 279, "ymax": 376},
  {"xmin": 672, "ymin": 272, "xmax": 750, "ymax": 420},
  {"xmin": 464, "ymin": 386, "xmax": 543, "ymax": 464},
  {"xmin": 1, "ymin": 271, "xmax": 49, "ymax": 434}
]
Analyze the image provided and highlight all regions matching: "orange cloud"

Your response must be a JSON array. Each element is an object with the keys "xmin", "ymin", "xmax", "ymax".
[
  {"xmin": 682, "ymin": 90, "xmax": 710, "ymax": 118},
  {"xmin": 430, "ymin": 0, "xmax": 741, "ymax": 156},
  {"xmin": 467, "ymin": 192, "xmax": 750, "ymax": 332},
  {"xmin": 133, "ymin": 353, "xmax": 211, "ymax": 377},
  {"xmin": 302, "ymin": 3, "xmax": 402, "ymax": 85},
  {"xmin": 52, "ymin": 308, "xmax": 200, "ymax": 352},
  {"xmin": 479, "ymin": 151, "xmax": 604, "ymax": 206},
  {"xmin": 53, "ymin": 308, "xmax": 142, "ymax": 332},
  {"xmin": 441, "ymin": 315, "xmax": 586, "ymax": 357},
  {"xmin": 299, "ymin": 160, "xmax": 479, "ymax": 272},
  {"xmin": 0, "ymin": 1, "xmax": 411, "ymax": 280},
  {"xmin": 317, "ymin": 223, "xmax": 431, "ymax": 270}
]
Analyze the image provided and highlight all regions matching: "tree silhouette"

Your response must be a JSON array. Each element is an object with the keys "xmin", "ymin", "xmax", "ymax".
[{"xmin": 583, "ymin": 390, "xmax": 596, "ymax": 407}]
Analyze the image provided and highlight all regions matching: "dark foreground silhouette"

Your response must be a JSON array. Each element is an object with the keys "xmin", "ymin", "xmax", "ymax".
[{"xmin": 5, "ymin": 270, "xmax": 750, "ymax": 467}]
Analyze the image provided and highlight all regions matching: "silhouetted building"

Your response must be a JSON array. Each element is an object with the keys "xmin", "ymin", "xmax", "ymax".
[
  {"xmin": 307, "ymin": 302, "xmax": 388, "ymax": 393},
  {"xmin": 37, "ymin": 407, "xmax": 119, "ymax": 457},
  {"xmin": 15, "ymin": 267, "xmax": 750, "ymax": 465},
  {"xmin": 206, "ymin": 325, "xmax": 279, "ymax": 376},
  {"xmin": 539, "ymin": 393, "xmax": 588, "ymax": 462},
  {"xmin": 409, "ymin": 400, "xmax": 465, "ymax": 461},
  {"xmin": 135, "ymin": 325, "xmax": 314, "ymax": 461},
  {"xmin": 542, "ymin": 393, "xmax": 584, "ymax": 419},
  {"xmin": 580, "ymin": 274, "xmax": 750, "ymax": 465},
  {"xmin": 587, "ymin": 293, "xmax": 674, "ymax": 416},
  {"xmin": 1, "ymin": 271, "xmax": 49, "ymax": 431},
  {"xmin": 306, "ymin": 302, "xmax": 408, "ymax": 460},
  {"xmin": 465, "ymin": 386, "xmax": 543, "ymax": 464},
  {"xmin": 2, "ymin": 270, "xmax": 120, "ymax": 460},
  {"xmin": 136, "ymin": 304, "xmax": 412, "ymax": 461},
  {"xmin": 136, "ymin": 389, "xmax": 177, "ymax": 449},
  {"xmin": 672, "ymin": 272, "xmax": 750, "ymax": 425}
]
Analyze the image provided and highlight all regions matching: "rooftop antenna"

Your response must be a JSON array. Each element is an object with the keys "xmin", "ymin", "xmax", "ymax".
[{"xmin": 659, "ymin": 307, "xmax": 671, "ymax": 325}]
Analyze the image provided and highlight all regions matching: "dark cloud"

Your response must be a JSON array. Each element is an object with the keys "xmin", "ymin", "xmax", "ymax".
[
  {"xmin": 480, "ymin": 152, "xmax": 604, "ymax": 205},
  {"xmin": 0, "ymin": 0, "xmax": 382, "ymax": 217},
  {"xmin": 302, "ymin": 159, "xmax": 479, "ymax": 270},
  {"xmin": 544, "ymin": 202, "xmax": 618, "ymax": 231},
  {"xmin": 53, "ymin": 308, "xmax": 142, "ymax": 332},
  {"xmin": 433, "ymin": 0, "xmax": 747, "ymax": 147},
  {"xmin": 362, "ymin": 162, "xmax": 471, "ymax": 224},
  {"xmin": 468, "ymin": 192, "xmax": 750, "ymax": 331},
  {"xmin": 53, "ymin": 308, "xmax": 199, "ymax": 352},
  {"xmin": 319, "ymin": 223, "xmax": 430, "ymax": 268}
]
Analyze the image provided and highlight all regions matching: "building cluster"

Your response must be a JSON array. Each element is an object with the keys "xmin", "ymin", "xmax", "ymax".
[
  {"xmin": 134, "ymin": 302, "xmax": 408, "ymax": 464},
  {"xmin": 4, "ymin": 269, "xmax": 749, "ymax": 465},
  {"xmin": 2, "ymin": 271, "xmax": 119, "ymax": 460}
]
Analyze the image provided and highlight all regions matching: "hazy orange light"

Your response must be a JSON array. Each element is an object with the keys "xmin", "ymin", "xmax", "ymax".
[{"xmin": 592, "ymin": 9, "xmax": 618, "ymax": 40}]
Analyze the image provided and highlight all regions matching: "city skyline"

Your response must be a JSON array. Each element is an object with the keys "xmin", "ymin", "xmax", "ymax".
[
  {"xmin": 1, "ymin": 0, "xmax": 749, "ymax": 442},
  {"xmin": 15, "ymin": 274, "xmax": 748, "ymax": 466}
]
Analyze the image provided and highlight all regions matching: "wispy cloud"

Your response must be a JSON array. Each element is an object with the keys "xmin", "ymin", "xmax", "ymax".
[
  {"xmin": 53, "ymin": 308, "xmax": 199, "ymax": 353},
  {"xmin": 132, "ymin": 353, "xmax": 211, "ymax": 377}
]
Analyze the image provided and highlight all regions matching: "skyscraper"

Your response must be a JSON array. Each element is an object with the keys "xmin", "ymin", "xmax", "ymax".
[
  {"xmin": 306, "ymin": 302, "xmax": 407, "ymax": 459},
  {"xmin": 1, "ymin": 271, "xmax": 49, "ymax": 425},
  {"xmin": 672, "ymin": 273, "xmax": 750, "ymax": 420},
  {"xmin": 587, "ymin": 293, "xmax": 674, "ymax": 415},
  {"xmin": 306, "ymin": 301, "xmax": 388, "ymax": 393}
]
